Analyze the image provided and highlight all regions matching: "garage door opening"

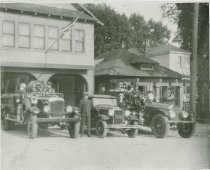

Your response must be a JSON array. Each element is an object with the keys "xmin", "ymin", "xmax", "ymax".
[
  {"xmin": 1, "ymin": 72, "xmax": 36, "ymax": 94},
  {"xmin": 49, "ymin": 74, "xmax": 88, "ymax": 107}
]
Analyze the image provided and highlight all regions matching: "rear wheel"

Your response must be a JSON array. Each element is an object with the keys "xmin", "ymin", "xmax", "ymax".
[
  {"xmin": 1, "ymin": 110, "xmax": 14, "ymax": 130},
  {"xmin": 178, "ymin": 117, "xmax": 195, "ymax": 138},
  {"xmin": 151, "ymin": 114, "xmax": 169, "ymax": 138},
  {"xmin": 27, "ymin": 114, "xmax": 38, "ymax": 139},
  {"xmin": 96, "ymin": 120, "xmax": 108, "ymax": 138},
  {"xmin": 68, "ymin": 121, "xmax": 80, "ymax": 138},
  {"xmin": 127, "ymin": 121, "xmax": 138, "ymax": 138}
]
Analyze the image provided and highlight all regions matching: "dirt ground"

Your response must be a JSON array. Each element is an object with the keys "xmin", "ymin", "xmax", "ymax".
[{"xmin": 1, "ymin": 123, "xmax": 210, "ymax": 170}]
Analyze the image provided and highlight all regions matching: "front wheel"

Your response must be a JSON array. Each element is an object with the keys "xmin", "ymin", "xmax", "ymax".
[
  {"xmin": 68, "ymin": 121, "xmax": 80, "ymax": 138},
  {"xmin": 27, "ymin": 114, "xmax": 38, "ymax": 139},
  {"xmin": 151, "ymin": 114, "xmax": 169, "ymax": 138},
  {"xmin": 1, "ymin": 110, "xmax": 14, "ymax": 130},
  {"xmin": 127, "ymin": 121, "xmax": 138, "ymax": 138},
  {"xmin": 177, "ymin": 118, "xmax": 195, "ymax": 138},
  {"xmin": 96, "ymin": 120, "xmax": 108, "ymax": 138}
]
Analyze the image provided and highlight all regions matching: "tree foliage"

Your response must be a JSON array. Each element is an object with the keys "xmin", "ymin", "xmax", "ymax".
[
  {"xmin": 85, "ymin": 4, "xmax": 171, "ymax": 57},
  {"xmin": 161, "ymin": 3, "xmax": 209, "ymax": 119}
]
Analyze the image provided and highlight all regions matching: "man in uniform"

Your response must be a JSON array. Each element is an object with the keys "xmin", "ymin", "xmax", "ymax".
[
  {"xmin": 44, "ymin": 81, "xmax": 55, "ymax": 93},
  {"xmin": 79, "ymin": 92, "xmax": 92, "ymax": 137}
]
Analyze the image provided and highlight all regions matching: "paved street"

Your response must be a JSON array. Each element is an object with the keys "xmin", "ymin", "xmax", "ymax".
[{"xmin": 1, "ymin": 124, "xmax": 210, "ymax": 170}]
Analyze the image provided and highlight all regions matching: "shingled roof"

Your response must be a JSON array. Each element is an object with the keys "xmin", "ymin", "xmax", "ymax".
[
  {"xmin": 0, "ymin": 3, "xmax": 97, "ymax": 22},
  {"xmin": 148, "ymin": 44, "xmax": 190, "ymax": 56},
  {"xmin": 95, "ymin": 49, "xmax": 185, "ymax": 78}
]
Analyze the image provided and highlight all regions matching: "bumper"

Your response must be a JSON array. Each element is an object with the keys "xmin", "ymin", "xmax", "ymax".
[
  {"xmin": 37, "ymin": 117, "xmax": 80, "ymax": 123},
  {"xmin": 169, "ymin": 120, "xmax": 195, "ymax": 123},
  {"xmin": 107, "ymin": 124, "xmax": 141, "ymax": 129}
]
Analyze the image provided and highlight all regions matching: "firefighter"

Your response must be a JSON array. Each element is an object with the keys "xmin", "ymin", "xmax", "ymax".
[
  {"xmin": 79, "ymin": 92, "xmax": 92, "ymax": 137},
  {"xmin": 44, "ymin": 81, "xmax": 55, "ymax": 93}
]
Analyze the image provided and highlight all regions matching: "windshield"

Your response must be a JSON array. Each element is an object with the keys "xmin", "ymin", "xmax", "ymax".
[{"xmin": 92, "ymin": 98, "xmax": 117, "ymax": 107}]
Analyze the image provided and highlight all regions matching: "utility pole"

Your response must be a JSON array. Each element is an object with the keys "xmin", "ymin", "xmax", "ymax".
[{"xmin": 190, "ymin": 3, "xmax": 199, "ymax": 118}]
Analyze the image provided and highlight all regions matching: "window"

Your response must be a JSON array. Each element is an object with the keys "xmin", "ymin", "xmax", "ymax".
[
  {"xmin": 60, "ymin": 29, "xmax": 72, "ymax": 51},
  {"xmin": 48, "ymin": 26, "xmax": 58, "ymax": 50},
  {"xmin": 178, "ymin": 56, "xmax": 182, "ymax": 67},
  {"xmin": 141, "ymin": 64, "xmax": 153, "ymax": 70},
  {"xmin": 18, "ymin": 23, "xmax": 30, "ymax": 48},
  {"xmin": 2, "ymin": 21, "xmax": 15, "ymax": 47},
  {"xmin": 33, "ymin": 24, "xmax": 45, "ymax": 49},
  {"xmin": 74, "ymin": 29, "xmax": 85, "ymax": 52}
]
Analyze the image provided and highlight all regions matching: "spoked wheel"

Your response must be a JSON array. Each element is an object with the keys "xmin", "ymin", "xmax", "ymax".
[
  {"xmin": 68, "ymin": 121, "xmax": 80, "ymax": 138},
  {"xmin": 27, "ymin": 114, "xmax": 38, "ymax": 139},
  {"xmin": 178, "ymin": 118, "xmax": 195, "ymax": 138},
  {"xmin": 96, "ymin": 120, "xmax": 108, "ymax": 138},
  {"xmin": 151, "ymin": 114, "xmax": 169, "ymax": 138},
  {"xmin": 1, "ymin": 110, "xmax": 14, "ymax": 130},
  {"xmin": 127, "ymin": 121, "xmax": 138, "ymax": 138}
]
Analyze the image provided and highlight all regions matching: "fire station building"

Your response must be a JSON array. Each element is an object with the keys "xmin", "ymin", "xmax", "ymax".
[{"xmin": 0, "ymin": 4, "xmax": 99, "ymax": 106}]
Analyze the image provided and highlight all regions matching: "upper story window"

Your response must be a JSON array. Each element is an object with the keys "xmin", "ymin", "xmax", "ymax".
[
  {"xmin": 178, "ymin": 56, "xmax": 182, "ymax": 67},
  {"xmin": 18, "ymin": 23, "xmax": 30, "ymax": 48},
  {"xmin": 74, "ymin": 29, "xmax": 85, "ymax": 52},
  {"xmin": 2, "ymin": 21, "xmax": 15, "ymax": 47},
  {"xmin": 141, "ymin": 63, "xmax": 153, "ymax": 70},
  {"xmin": 33, "ymin": 24, "xmax": 45, "ymax": 49},
  {"xmin": 48, "ymin": 26, "xmax": 59, "ymax": 50},
  {"xmin": 61, "ymin": 29, "xmax": 72, "ymax": 51}
]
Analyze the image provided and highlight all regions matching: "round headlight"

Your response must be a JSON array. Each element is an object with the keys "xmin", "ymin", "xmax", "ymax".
[
  {"xmin": 66, "ymin": 105, "xmax": 73, "ymax": 113},
  {"xmin": 31, "ymin": 97, "xmax": 38, "ymax": 104},
  {"xmin": 108, "ymin": 109, "xmax": 114, "ymax": 116},
  {"xmin": 43, "ymin": 105, "xmax": 50, "ymax": 113},
  {"xmin": 16, "ymin": 98, "xmax": 20, "ymax": 103},
  {"xmin": 125, "ymin": 110, "xmax": 131, "ymax": 117},
  {"xmin": 181, "ymin": 111, "xmax": 189, "ymax": 118}
]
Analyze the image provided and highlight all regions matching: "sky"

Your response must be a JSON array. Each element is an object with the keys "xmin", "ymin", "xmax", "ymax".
[{"xmin": 104, "ymin": 1, "xmax": 178, "ymax": 45}]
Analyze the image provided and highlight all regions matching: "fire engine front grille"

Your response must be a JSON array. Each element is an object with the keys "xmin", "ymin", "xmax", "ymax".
[
  {"xmin": 50, "ymin": 100, "xmax": 65, "ymax": 116},
  {"xmin": 114, "ymin": 110, "xmax": 124, "ymax": 124}
]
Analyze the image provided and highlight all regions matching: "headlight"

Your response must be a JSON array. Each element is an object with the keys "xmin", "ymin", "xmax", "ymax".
[
  {"xmin": 66, "ymin": 105, "xmax": 73, "ymax": 113},
  {"xmin": 108, "ymin": 109, "xmax": 114, "ymax": 116},
  {"xmin": 169, "ymin": 109, "xmax": 176, "ymax": 119},
  {"xmin": 16, "ymin": 98, "xmax": 20, "ymax": 103},
  {"xmin": 181, "ymin": 111, "xmax": 189, "ymax": 118},
  {"xmin": 125, "ymin": 110, "xmax": 131, "ymax": 117},
  {"xmin": 43, "ymin": 105, "xmax": 50, "ymax": 113},
  {"xmin": 31, "ymin": 97, "xmax": 38, "ymax": 104}
]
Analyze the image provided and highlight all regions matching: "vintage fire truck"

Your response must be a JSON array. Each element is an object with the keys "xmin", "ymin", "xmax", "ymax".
[{"xmin": 1, "ymin": 81, "xmax": 80, "ymax": 139}]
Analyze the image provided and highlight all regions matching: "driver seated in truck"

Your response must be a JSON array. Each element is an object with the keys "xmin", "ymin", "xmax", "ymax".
[
  {"xmin": 16, "ymin": 82, "xmax": 27, "ymax": 98},
  {"xmin": 44, "ymin": 81, "xmax": 55, "ymax": 94}
]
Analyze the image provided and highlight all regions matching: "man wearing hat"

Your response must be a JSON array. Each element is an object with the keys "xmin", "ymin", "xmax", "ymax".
[
  {"xmin": 79, "ymin": 92, "xmax": 92, "ymax": 137},
  {"xmin": 44, "ymin": 81, "xmax": 55, "ymax": 93}
]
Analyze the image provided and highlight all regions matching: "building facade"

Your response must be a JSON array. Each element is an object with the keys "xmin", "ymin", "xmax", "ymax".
[
  {"xmin": 0, "ymin": 4, "xmax": 98, "ymax": 106},
  {"xmin": 95, "ymin": 49, "xmax": 186, "ymax": 108}
]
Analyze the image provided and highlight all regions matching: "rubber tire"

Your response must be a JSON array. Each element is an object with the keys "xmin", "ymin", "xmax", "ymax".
[
  {"xmin": 27, "ymin": 114, "xmax": 38, "ymax": 139},
  {"xmin": 127, "ymin": 121, "xmax": 138, "ymax": 138},
  {"xmin": 151, "ymin": 114, "xmax": 169, "ymax": 138},
  {"xmin": 68, "ymin": 121, "xmax": 80, "ymax": 138},
  {"xmin": 96, "ymin": 120, "xmax": 108, "ymax": 138},
  {"xmin": 1, "ymin": 110, "xmax": 14, "ymax": 130},
  {"xmin": 177, "ymin": 118, "xmax": 195, "ymax": 138}
]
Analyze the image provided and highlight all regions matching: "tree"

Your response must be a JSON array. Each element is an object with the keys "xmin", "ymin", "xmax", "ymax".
[
  {"xmin": 161, "ymin": 3, "xmax": 209, "ymax": 121},
  {"xmin": 85, "ymin": 4, "xmax": 171, "ymax": 56}
]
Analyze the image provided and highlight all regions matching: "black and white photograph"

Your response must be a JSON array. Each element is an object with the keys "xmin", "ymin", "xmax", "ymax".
[{"xmin": 0, "ymin": 0, "xmax": 209, "ymax": 169}]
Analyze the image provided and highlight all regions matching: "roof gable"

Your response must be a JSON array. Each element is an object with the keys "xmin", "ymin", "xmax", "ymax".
[{"xmin": 148, "ymin": 44, "xmax": 190, "ymax": 56}]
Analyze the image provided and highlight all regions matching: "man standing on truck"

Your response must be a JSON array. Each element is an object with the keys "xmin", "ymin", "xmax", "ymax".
[
  {"xmin": 44, "ymin": 81, "xmax": 55, "ymax": 93},
  {"xmin": 79, "ymin": 92, "xmax": 91, "ymax": 137}
]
